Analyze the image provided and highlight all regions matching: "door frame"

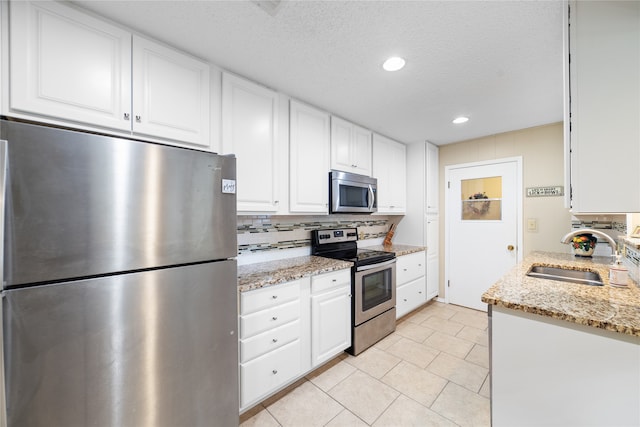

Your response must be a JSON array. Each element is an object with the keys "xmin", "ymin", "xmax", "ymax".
[{"xmin": 444, "ymin": 156, "xmax": 523, "ymax": 304}]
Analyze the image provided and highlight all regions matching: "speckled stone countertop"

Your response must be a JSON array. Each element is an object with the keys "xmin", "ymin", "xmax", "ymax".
[
  {"xmin": 482, "ymin": 251, "xmax": 640, "ymax": 336},
  {"xmin": 238, "ymin": 256, "xmax": 352, "ymax": 292},
  {"xmin": 622, "ymin": 236, "xmax": 640, "ymax": 249},
  {"xmin": 365, "ymin": 244, "xmax": 426, "ymax": 256}
]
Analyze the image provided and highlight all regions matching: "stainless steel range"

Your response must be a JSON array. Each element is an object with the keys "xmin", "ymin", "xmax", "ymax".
[{"xmin": 311, "ymin": 228, "xmax": 396, "ymax": 355}]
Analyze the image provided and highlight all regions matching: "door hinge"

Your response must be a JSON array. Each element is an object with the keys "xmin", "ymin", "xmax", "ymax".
[
  {"xmin": 447, "ymin": 181, "xmax": 450, "ymax": 189},
  {"xmin": 447, "ymin": 280, "xmax": 450, "ymax": 287}
]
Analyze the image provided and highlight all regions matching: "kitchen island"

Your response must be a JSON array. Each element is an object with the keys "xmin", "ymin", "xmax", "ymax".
[{"xmin": 482, "ymin": 251, "xmax": 640, "ymax": 427}]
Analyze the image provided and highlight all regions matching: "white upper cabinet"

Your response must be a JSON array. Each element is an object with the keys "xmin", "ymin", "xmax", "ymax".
[
  {"xmin": 426, "ymin": 142, "xmax": 439, "ymax": 214},
  {"xmin": 289, "ymin": 100, "xmax": 330, "ymax": 214},
  {"xmin": 222, "ymin": 72, "xmax": 281, "ymax": 213},
  {"xmin": 330, "ymin": 116, "xmax": 372, "ymax": 176},
  {"xmin": 9, "ymin": 1, "xmax": 131, "ymax": 131},
  {"xmin": 568, "ymin": 1, "xmax": 640, "ymax": 212},
  {"xmin": 9, "ymin": 1, "xmax": 211, "ymax": 148},
  {"xmin": 372, "ymin": 133, "xmax": 406, "ymax": 214},
  {"xmin": 131, "ymin": 35, "xmax": 210, "ymax": 145}
]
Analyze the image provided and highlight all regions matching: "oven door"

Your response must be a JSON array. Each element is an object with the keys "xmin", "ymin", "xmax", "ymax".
[{"xmin": 353, "ymin": 259, "xmax": 396, "ymax": 326}]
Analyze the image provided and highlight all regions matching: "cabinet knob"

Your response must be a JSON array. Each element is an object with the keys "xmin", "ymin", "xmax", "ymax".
[
  {"xmin": 403, "ymin": 298, "xmax": 407, "ymax": 302},
  {"xmin": 332, "ymin": 279, "xmax": 337, "ymax": 282},
  {"xmin": 135, "ymin": 115, "xmax": 142, "ymax": 123},
  {"xmin": 123, "ymin": 113, "xmax": 130, "ymax": 121},
  {"xmin": 272, "ymin": 338, "xmax": 278, "ymax": 343},
  {"xmin": 272, "ymin": 369, "xmax": 278, "ymax": 375},
  {"xmin": 418, "ymin": 264, "xmax": 422, "ymax": 267},
  {"xmin": 403, "ymin": 268, "xmax": 408, "ymax": 272},
  {"xmin": 272, "ymin": 316, "xmax": 278, "ymax": 321},
  {"xmin": 272, "ymin": 295, "xmax": 278, "ymax": 299}
]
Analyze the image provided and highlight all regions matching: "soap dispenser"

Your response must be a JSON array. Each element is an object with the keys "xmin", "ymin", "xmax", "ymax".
[{"xmin": 609, "ymin": 255, "xmax": 629, "ymax": 287}]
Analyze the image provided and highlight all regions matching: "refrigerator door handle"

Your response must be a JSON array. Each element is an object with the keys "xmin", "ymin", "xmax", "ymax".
[{"xmin": 0, "ymin": 139, "xmax": 7, "ymax": 427}]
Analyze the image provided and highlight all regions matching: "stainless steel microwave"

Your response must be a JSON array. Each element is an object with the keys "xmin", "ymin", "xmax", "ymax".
[{"xmin": 330, "ymin": 170, "xmax": 377, "ymax": 214}]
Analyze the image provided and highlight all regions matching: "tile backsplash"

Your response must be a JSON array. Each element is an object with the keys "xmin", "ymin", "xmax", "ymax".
[{"xmin": 237, "ymin": 215, "xmax": 398, "ymax": 263}]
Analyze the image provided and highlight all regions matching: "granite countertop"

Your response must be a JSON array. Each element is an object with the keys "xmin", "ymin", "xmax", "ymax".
[
  {"xmin": 365, "ymin": 243, "xmax": 426, "ymax": 257},
  {"xmin": 482, "ymin": 251, "xmax": 640, "ymax": 336},
  {"xmin": 622, "ymin": 236, "xmax": 640, "ymax": 250},
  {"xmin": 237, "ymin": 256, "xmax": 352, "ymax": 292}
]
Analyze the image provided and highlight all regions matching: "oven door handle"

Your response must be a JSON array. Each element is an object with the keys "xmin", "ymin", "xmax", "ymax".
[{"xmin": 356, "ymin": 259, "xmax": 396, "ymax": 272}]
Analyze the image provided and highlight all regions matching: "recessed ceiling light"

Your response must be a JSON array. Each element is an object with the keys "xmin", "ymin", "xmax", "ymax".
[
  {"xmin": 452, "ymin": 116, "xmax": 469, "ymax": 124},
  {"xmin": 382, "ymin": 57, "xmax": 406, "ymax": 72}
]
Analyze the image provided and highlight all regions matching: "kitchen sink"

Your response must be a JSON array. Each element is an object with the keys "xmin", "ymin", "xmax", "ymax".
[{"xmin": 526, "ymin": 265, "xmax": 604, "ymax": 286}]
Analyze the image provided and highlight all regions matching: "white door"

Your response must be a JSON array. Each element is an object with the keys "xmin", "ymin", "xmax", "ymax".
[{"xmin": 446, "ymin": 158, "xmax": 522, "ymax": 311}]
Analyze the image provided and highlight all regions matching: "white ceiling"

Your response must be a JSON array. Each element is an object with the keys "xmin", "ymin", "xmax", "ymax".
[{"xmin": 70, "ymin": 0, "xmax": 565, "ymax": 146}]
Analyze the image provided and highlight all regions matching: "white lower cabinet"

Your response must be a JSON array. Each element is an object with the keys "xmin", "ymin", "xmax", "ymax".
[
  {"xmin": 239, "ymin": 268, "xmax": 351, "ymax": 412},
  {"xmin": 395, "ymin": 251, "xmax": 427, "ymax": 319},
  {"xmin": 239, "ymin": 279, "xmax": 302, "ymax": 410},
  {"xmin": 310, "ymin": 270, "xmax": 351, "ymax": 367}
]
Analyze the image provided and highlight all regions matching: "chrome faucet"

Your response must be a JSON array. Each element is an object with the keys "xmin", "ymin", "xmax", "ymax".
[{"xmin": 560, "ymin": 228, "xmax": 618, "ymax": 259}]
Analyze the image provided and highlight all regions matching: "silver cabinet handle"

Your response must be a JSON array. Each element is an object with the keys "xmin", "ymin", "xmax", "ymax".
[
  {"xmin": 272, "ymin": 370, "xmax": 278, "ymax": 375},
  {"xmin": 272, "ymin": 338, "xmax": 278, "ymax": 343},
  {"xmin": 272, "ymin": 295, "xmax": 278, "ymax": 299},
  {"xmin": 135, "ymin": 115, "xmax": 142, "ymax": 123},
  {"xmin": 123, "ymin": 113, "xmax": 130, "ymax": 120},
  {"xmin": 272, "ymin": 316, "xmax": 278, "ymax": 321}
]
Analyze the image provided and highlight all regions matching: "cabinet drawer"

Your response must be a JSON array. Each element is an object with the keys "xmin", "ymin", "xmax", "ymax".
[
  {"xmin": 240, "ymin": 280, "xmax": 300, "ymax": 315},
  {"xmin": 311, "ymin": 269, "xmax": 351, "ymax": 294},
  {"xmin": 240, "ymin": 319, "xmax": 300, "ymax": 363},
  {"xmin": 396, "ymin": 277, "xmax": 426, "ymax": 319},
  {"xmin": 396, "ymin": 251, "xmax": 426, "ymax": 285},
  {"xmin": 240, "ymin": 339, "xmax": 302, "ymax": 408},
  {"xmin": 240, "ymin": 300, "xmax": 300, "ymax": 339}
]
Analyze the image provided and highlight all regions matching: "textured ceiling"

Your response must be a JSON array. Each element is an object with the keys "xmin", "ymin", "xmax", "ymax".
[{"xmin": 70, "ymin": 0, "xmax": 564, "ymax": 145}]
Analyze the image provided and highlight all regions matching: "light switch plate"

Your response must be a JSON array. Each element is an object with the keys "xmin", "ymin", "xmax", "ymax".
[{"xmin": 527, "ymin": 218, "xmax": 538, "ymax": 232}]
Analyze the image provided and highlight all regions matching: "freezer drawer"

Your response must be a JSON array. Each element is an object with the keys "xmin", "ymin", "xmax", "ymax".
[{"xmin": 3, "ymin": 261, "xmax": 238, "ymax": 427}]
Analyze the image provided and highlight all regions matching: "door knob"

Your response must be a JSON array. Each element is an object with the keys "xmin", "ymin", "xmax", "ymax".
[{"xmin": 507, "ymin": 245, "xmax": 515, "ymax": 251}]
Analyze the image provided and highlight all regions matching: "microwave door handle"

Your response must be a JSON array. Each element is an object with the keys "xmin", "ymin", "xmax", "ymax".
[{"xmin": 368, "ymin": 185, "xmax": 374, "ymax": 210}]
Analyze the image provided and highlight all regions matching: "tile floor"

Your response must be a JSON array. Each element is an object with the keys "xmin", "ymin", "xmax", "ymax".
[{"xmin": 239, "ymin": 301, "xmax": 490, "ymax": 427}]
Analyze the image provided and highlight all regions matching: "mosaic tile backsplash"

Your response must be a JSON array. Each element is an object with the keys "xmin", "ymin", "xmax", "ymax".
[{"xmin": 237, "ymin": 215, "xmax": 398, "ymax": 256}]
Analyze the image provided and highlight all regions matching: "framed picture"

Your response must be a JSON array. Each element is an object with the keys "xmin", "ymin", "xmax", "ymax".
[{"xmin": 631, "ymin": 225, "xmax": 640, "ymax": 238}]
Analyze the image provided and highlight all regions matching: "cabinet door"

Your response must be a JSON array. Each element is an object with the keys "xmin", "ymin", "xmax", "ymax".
[
  {"xmin": 222, "ymin": 73, "xmax": 280, "ymax": 212},
  {"xmin": 132, "ymin": 35, "xmax": 210, "ymax": 147},
  {"xmin": 426, "ymin": 216, "xmax": 439, "ymax": 299},
  {"xmin": 426, "ymin": 142, "xmax": 439, "ymax": 214},
  {"xmin": 373, "ymin": 133, "xmax": 406, "ymax": 214},
  {"xmin": 570, "ymin": 1, "xmax": 640, "ymax": 212},
  {"xmin": 330, "ymin": 116, "xmax": 372, "ymax": 176},
  {"xmin": 289, "ymin": 100, "xmax": 330, "ymax": 213},
  {"xmin": 311, "ymin": 285, "xmax": 351, "ymax": 367},
  {"xmin": 10, "ymin": 1, "xmax": 131, "ymax": 130},
  {"xmin": 352, "ymin": 124, "xmax": 372, "ymax": 176}
]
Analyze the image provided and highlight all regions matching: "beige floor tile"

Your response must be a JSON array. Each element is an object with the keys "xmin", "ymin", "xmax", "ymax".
[
  {"xmin": 456, "ymin": 325, "xmax": 489, "ymax": 346},
  {"xmin": 343, "ymin": 346, "xmax": 401, "ymax": 379},
  {"xmin": 328, "ymin": 370, "xmax": 400, "ymax": 425},
  {"xmin": 265, "ymin": 381, "xmax": 343, "ymax": 426},
  {"xmin": 421, "ymin": 304, "xmax": 457, "ymax": 320},
  {"xmin": 239, "ymin": 406, "xmax": 280, "ymax": 427},
  {"xmin": 373, "ymin": 331, "xmax": 403, "ymax": 350},
  {"xmin": 385, "ymin": 337, "xmax": 440, "ymax": 369},
  {"xmin": 395, "ymin": 320, "xmax": 436, "ymax": 343},
  {"xmin": 431, "ymin": 382, "xmax": 490, "ymax": 427},
  {"xmin": 307, "ymin": 358, "xmax": 357, "ymax": 392},
  {"xmin": 421, "ymin": 315, "xmax": 465, "ymax": 336},
  {"xmin": 325, "ymin": 409, "xmax": 369, "ymax": 427},
  {"xmin": 427, "ymin": 352, "xmax": 489, "ymax": 393},
  {"xmin": 381, "ymin": 360, "xmax": 448, "ymax": 407},
  {"xmin": 373, "ymin": 395, "xmax": 458, "ymax": 427},
  {"xmin": 424, "ymin": 331, "xmax": 474, "ymax": 359},
  {"xmin": 450, "ymin": 310, "xmax": 489, "ymax": 330},
  {"xmin": 465, "ymin": 344, "xmax": 489, "ymax": 369},
  {"xmin": 479, "ymin": 375, "xmax": 491, "ymax": 399},
  {"xmin": 400, "ymin": 309, "xmax": 431, "ymax": 324}
]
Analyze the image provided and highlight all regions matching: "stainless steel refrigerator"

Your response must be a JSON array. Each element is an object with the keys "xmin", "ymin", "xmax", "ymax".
[{"xmin": 0, "ymin": 119, "xmax": 239, "ymax": 426}]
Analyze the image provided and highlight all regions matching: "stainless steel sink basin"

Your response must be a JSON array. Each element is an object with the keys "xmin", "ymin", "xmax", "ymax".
[{"xmin": 526, "ymin": 265, "xmax": 604, "ymax": 286}]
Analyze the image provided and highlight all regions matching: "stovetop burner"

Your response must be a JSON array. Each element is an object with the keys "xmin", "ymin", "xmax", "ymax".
[{"xmin": 311, "ymin": 228, "xmax": 395, "ymax": 267}]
